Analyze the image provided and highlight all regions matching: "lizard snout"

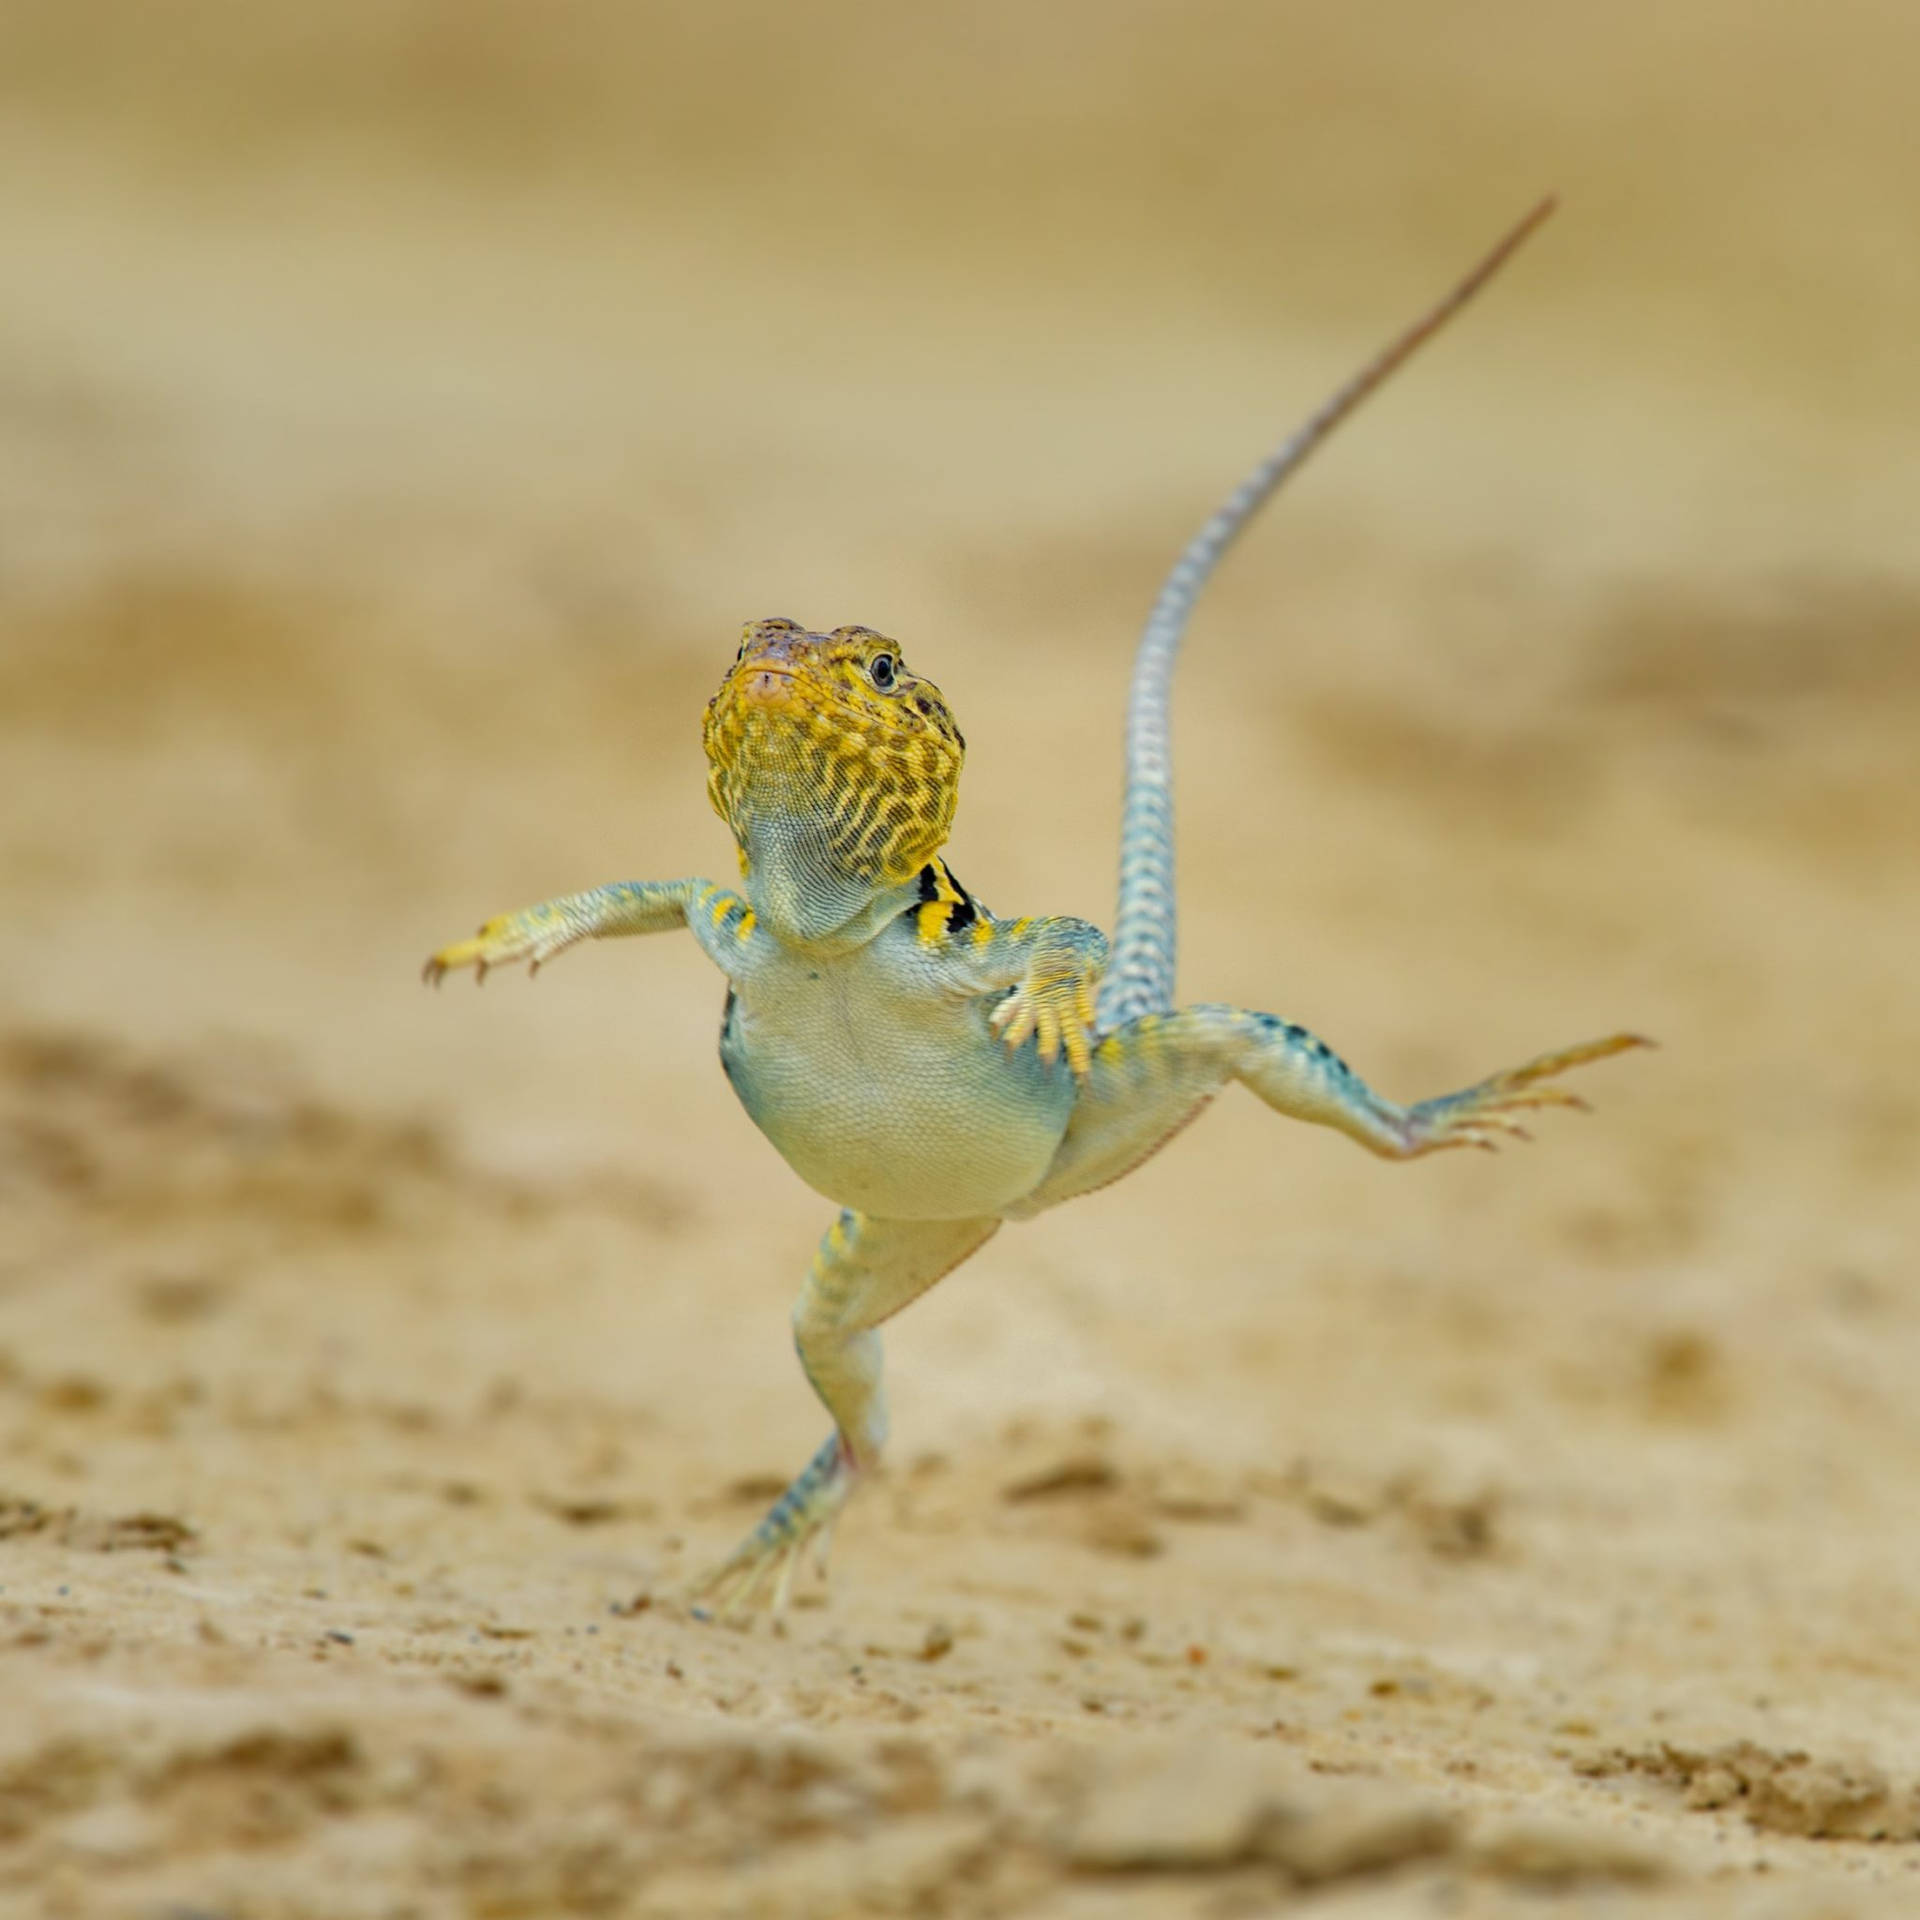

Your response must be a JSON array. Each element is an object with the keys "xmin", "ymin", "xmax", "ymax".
[
  {"xmin": 733, "ymin": 618, "xmax": 815, "ymax": 709},
  {"xmin": 737, "ymin": 663, "xmax": 798, "ymax": 708}
]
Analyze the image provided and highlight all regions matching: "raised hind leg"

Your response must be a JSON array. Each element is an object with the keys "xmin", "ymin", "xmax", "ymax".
[
  {"xmin": 1008, "ymin": 1005, "xmax": 1648, "ymax": 1217},
  {"xmin": 690, "ymin": 1210, "xmax": 999, "ymax": 1620}
]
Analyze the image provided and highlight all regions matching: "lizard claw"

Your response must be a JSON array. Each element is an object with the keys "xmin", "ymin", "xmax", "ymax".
[
  {"xmin": 422, "ymin": 908, "xmax": 578, "ymax": 987},
  {"xmin": 1401, "ymin": 1032, "xmax": 1650, "ymax": 1159},
  {"xmin": 688, "ymin": 1435, "xmax": 854, "ymax": 1626},
  {"xmin": 989, "ymin": 974, "xmax": 1098, "ymax": 1077}
]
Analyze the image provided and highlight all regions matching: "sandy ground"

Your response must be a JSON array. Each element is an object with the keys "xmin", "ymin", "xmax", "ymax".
[{"xmin": 3, "ymin": 4, "xmax": 1920, "ymax": 1914}]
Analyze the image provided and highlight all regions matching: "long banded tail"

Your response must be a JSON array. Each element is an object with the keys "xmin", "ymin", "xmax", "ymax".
[{"xmin": 1094, "ymin": 197, "xmax": 1559, "ymax": 1035}]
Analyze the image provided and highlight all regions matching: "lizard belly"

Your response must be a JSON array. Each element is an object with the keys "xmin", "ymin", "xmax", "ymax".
[{"xmin": 719, "ymin": 971, "xmax": 1076, "ymax": 1220}]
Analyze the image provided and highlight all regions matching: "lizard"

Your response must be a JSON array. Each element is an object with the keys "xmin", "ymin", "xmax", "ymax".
[{"xmin": 424, "ymin": 196, "xmax": 1647, "ymax": 1617}]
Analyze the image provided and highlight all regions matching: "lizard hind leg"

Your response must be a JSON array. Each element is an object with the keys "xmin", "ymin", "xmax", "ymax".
[
  {"xmin": 1011, "ymin": 1005, "xmax": 1648, "ymax": 1217},
  {"xmin": 689, "ymin": 1210, "xmax": 999, "ymax": 1623}
]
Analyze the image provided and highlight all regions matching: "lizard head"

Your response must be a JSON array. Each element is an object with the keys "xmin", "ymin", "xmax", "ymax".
[{"xmin": 703, "ymin": 618, "xmax": 966, "ymax": 937}]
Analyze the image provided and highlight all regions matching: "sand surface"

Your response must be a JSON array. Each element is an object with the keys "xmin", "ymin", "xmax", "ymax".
[{"xmin": 3, "ymin": 4, "xmax": 1919, "ymax": 1913}]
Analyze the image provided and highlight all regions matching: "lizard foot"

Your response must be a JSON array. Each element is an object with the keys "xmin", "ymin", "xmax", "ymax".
[
  {"xmin": 989, "ymin": 971, "xmax": 1099, "ymax": 1077},
  {"xmin": 422, "ymin": 903, "xmax": 586, "ymax": 985},
  {"xmin": 1401, "ymin": 1032, "xmax": 1653, "ymax": 1156},
  {"xmin": 688, "ymin": 1433, "xmax": 854, "ymax": 1624}
]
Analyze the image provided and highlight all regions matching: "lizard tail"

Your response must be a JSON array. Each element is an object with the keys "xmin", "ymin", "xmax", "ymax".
[{"xmin": 1094, "ymin": 196, "xmax": 1559, "ymax": 1036}]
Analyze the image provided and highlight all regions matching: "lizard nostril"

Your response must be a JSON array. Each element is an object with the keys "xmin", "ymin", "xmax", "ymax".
[{"xmin": 742, "ymin": 668, "xmax": 791, "ymax": 706}]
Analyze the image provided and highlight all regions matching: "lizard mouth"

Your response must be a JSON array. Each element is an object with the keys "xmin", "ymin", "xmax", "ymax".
[{"xmin": 735, "ymin": 663, "xmax": 801, "ymax": 708}]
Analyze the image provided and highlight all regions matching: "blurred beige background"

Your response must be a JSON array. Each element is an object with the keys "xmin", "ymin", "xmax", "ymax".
[{"xmin": 2, "ymin": 4, "xmax": 1918, "ymax": 1914}]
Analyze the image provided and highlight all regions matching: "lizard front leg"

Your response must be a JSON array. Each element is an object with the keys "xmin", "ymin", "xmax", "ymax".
[
  {"xmin": 918, "ymin": 911, "xmax": 1108, "ymax": 1076},
  {"xmin": 691, "ymin": 1210, "xmax": 999, "ymax": 1621},
  {"xmin": 423, "ymin": 879, "xmax": 756, "ymax": 982},
  {"xmin": 1012, "ymin": 1005, "xmax": 1649, "ymax": 1215}
]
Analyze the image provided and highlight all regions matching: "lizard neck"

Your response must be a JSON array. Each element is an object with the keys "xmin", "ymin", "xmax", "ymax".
[
  {"xmin": 737, "ymin": 826, "xmax": 975, "ymax": 955},
  {"xmin": 738, "ymin": 822, "xmax": 918, "ymax": 951},
  {"xmin": 741, "ymin": 856, "xmax": 906, "ymax": 952}
]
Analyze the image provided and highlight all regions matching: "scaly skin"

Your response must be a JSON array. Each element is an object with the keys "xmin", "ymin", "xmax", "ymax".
[{"xmin": 425, "ymin": 201, "xmax": 1650, "ymax": 1619}]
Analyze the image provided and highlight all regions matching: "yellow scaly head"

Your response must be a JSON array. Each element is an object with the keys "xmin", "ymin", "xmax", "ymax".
[{"xmin": 703, "ymin": 619, "xmax": 966, "ymax": 939}]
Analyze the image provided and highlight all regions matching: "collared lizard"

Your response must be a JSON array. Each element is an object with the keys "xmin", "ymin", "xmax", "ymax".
[{"xmin": 425, "ymin": 198, "xmax": 1647, "ymax": 1616}]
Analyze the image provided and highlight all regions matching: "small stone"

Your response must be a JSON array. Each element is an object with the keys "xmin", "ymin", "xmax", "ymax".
[
  {"xmin": 1744, "ymin": 1754, "xmax": 1912, "ymax": 1840},
  {"xmin": 1683, "ymin": 1764, "xmax": 1742, "ymax": 1810}
]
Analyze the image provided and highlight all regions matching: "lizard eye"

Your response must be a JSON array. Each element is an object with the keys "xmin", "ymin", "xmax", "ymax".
[{"xmin": 868, "ymin": 652, "xmax": 898, "ymax": 691}]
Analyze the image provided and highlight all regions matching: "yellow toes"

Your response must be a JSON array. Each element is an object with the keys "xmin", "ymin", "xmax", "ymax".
[
  {"xmin": 421, "ymin": 936, "xmax": 499, "ymax": 986},
  {"xmin": 1411, "ymin": 1030, "xmax": 1650, "ymax": 1157},
  {"xmin": 421, "ymin": 913, "xmax": 551, "ymax": 987},
  {"xmin": 992, "ymin": 975, "xmax": 1098, "ymax": 1078},
  {"xmin": 1504, "ymin": 1033, "xmax": 1656, "ymax": 1087}
]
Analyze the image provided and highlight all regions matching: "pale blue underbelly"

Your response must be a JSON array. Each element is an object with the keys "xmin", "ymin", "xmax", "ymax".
[{"xmin": 720, "ymin": 982, "xmax": 1077, "ymax": 1221}]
